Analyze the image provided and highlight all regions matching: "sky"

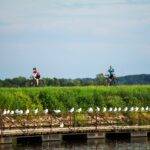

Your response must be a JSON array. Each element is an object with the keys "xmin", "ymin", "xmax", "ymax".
[{"xmin": 0, "ymin": 0, "xmax": 150, "ymax": 79}]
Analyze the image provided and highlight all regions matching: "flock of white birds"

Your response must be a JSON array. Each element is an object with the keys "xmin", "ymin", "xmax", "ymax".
[{"xmin": 2, "ymin": 106, "xmax": 150, "ymax": 116}]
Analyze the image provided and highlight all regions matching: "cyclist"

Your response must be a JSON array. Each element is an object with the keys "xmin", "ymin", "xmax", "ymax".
[
  {"xmin": 32, "ymin": 67, "xmax": 41, "ymax": 86},
  {"xmin": 108, "ymin": 65, "xmax": 115, "ymax": 81}
]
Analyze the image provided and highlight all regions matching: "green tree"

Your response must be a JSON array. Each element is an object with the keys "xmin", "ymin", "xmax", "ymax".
[{"xmin": 95, "ymin": 73, "xmax": 107, "ymax": 85}]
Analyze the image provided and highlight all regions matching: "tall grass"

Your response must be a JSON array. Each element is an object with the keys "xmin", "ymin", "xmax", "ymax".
[{"xmin": 0, "ymin": 85, "xmax": 150, "ymax": 111}]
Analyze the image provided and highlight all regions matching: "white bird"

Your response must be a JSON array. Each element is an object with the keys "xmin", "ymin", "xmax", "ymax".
[
  {"xmin": 123, "ymin": 107, "xmax": 128, "ymax": 112},
  {"xmin": 134, "ymin": 107, "xmax": 139, "ymax": 112},
  {"xmin": 130, "ymin": 107, "xmax": 134, "ymax": 112},
  {"xmin": 3, "ymin": 109, "xmax": 7, "ymax": 115},
  {"xmin": 54, "ymin": 109, "xmax": 61, "ymax": 114},
  {"xmin": 145, "ymin": 106, "xmax": 149, "ymax": 111},
  {"xmin": 103, "ymin": 107, "xmax": 107, "ymax": 112},
  {"xmin": 16, "ymin": 110, "xmax": 23, "ymax": 115},
  {"xmin": 60, "ymin": 122, "xmax": 64, "ymax": 128},
  {"xmin": 118, "ymin": 107, "xmax": 122, "ymax": 112},
  {"xmin": 96, "ymin": 107, "xmax": 100, "ymax": 112},
  {"xmin": 10, "ymin": 110, "xmax": 14, "ymax": 115},
  {"xmin": 69, "ymin": 107, "xmax": 74, "ymax": 113},
  {"xmin": 15, "ymin": 109, "xmax": 19, "ymax": 114},
  {"xmin": 76, "ymin": 108, "xmax": 82, "ymax": 113},
  {"xmin": 88, "ymin": 107, "xmax": 93, "ymax": 113},
  {"xmin": 140, "ymin": 107, "xmax": 145, "ymax": 112},
  {"xmin": 34, "ymin": 108, "xmax": 39, "ymax": 114},
  {"xmin": 19, "ymin": 110, "xmax": 23, "ymax": 115},
  {"xmin": 25, "ymin": 109, "xmax": 30, "ymax": 115},
  {"xmin": 44, "ymin": 109, "xmax": 49, "ymax": 114},
  {"xmin": 113, "ymin": 107, "xmax": 118, "ymax": 112},
  {"xmin": 108, "ymin": 107, "xmax": 113, "ymax": 112},
  {"xmin": 6, "ymin": 110, "xmax": 10, "ymax": 115}
]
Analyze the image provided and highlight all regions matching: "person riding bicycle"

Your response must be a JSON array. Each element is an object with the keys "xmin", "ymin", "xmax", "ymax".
[
  {"xmin": 32, "ymin": 67, "xmax": 40, "ymax": 86},
  {"xmin": 108, "ymin": 65, "xmax": 115, "ymax": 80}
]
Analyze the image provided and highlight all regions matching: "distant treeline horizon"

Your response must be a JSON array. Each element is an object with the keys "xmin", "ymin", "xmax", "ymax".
[{"xmin": 0, "ymin": 74, "xmax": 150, "ymax": 87}]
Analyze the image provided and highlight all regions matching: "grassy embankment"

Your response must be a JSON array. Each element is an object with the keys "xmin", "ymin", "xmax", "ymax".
[
  {"xmin": 0, "ymin": 85, "xmax": 150, "ymax": 126},
  {"xmin": 0, "ymin": 85, "xmax": 150, "ymax": 110}
]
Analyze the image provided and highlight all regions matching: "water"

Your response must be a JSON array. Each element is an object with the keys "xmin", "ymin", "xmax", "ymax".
[{"xmin": 0, "ymin": 137, "xmax": 150, "ymax": 150}]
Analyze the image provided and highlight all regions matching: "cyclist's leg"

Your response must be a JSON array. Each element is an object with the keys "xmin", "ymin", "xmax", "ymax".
[{"xmin": 36, "ymin": 79, "xmax": 39, "ymax": 86}]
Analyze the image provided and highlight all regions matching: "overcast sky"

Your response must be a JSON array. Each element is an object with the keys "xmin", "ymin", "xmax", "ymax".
[{"xmin": 0, "ymin": 0, "xmax": 150, "ymax": 79}]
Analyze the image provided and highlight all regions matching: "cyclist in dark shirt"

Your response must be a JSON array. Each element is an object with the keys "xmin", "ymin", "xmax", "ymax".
[{"xmin": 108, "ymin": 65, "xmax": 115, "ymax": 80}]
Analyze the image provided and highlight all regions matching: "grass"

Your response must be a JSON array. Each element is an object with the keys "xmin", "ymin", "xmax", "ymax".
[
  {"xmin": 0, "ymin": 85, "xmax": 150, "ymax": 111},
  {"xmin": 0, "ymin": 85, "xmax": 150, "ymax": 126}
]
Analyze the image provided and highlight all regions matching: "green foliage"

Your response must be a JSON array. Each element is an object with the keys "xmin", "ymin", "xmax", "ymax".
[
  {"xmin": 0, "ymin": 74, "xmax": 150, "ymax": 87},
  {"xmin": 95, "ymin": 74, "xmax": 107, "ymax": 85},
  {"xmin": 106, "ymin": 96, "xmax": 125, "ymax": 108},
  {"xmin": 74, "ymin": 113, "xmax": 87, "ymax": 126},
  {"xmin": 0, "ymin": 86, "xmax": 150, "ymax": 111}
]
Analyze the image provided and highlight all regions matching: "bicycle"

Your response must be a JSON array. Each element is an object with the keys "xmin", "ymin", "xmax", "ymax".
[
  {"xmin": 105, "ymin": 75, "xmax": 118, "ymax": 86},
  {"xmin": 28, "ymin": 76, "xmax": 45, "ymax": 87}
]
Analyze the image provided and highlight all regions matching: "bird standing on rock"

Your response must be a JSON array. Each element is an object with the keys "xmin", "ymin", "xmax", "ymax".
[
  {"xmin": 103, "ymin": 107, "xmax": 107, "ymax": 112},
  {"xmin": 96, "ymin": 107, "xmax": 100, "ymax": 112},
  {"xmin": 69, "ymin": 107, "xmax": 74, "ymax": 113},
  {"xmin": 123, "ymin": 107, "xmax": 128, "ymax": 112},
  {"xmin": 88, "ymin": 107, "xmax": 93, "ymax": 113},
  {"xmin": 6, "ymin": 110, "xmax": 10, "ymax": 115},
  {"xmin": 145, "ymin": 106, "xmax": 149, "ymax": 111},
  {"xmin": 135, "ymin": 107, "xmax": 139, "ymax": 112},
  {"xmin": 113, "ymin": 107, "xmax": 118, "ymax": 112},
  {"xmin": 140, "ymin": 107, "xmax": 145, "ymax": 112},
  {"xmin": 130, "ymin": 107, "xmax": 134, "ymax": 112},
  {"xmin": 3, "ymin": 109, "xmax": 7, "ymax": 115},
  {"xmin": 10, "ymin": 110, "xmax": 14, "ymax": 115},
  {"xmin": 108, "ymin": 107, "xmax": 113, "ymax": 112},
  {"xmin": 60, "ymin": 122, "xmax": 64, "ymax": 128},
  {"xmin": 34, "ymin": 108, "xmax": 39, "ymax": 114},
  {"xmin": 54, "ymin": 110, "xmax": 61, "ymax": 114},
  {"xmin": 118, "ymin": 107, "xmax": 122, "ymax": 112},
  {"xmin": 25, "ymin": 109, "xmax": 30, "ymax": 115},
  {"xmin": 44, "ymin": 109, "xmax": 49, "ymax": 114}
]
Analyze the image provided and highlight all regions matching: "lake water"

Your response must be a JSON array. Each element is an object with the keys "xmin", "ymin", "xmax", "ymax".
[{"xmin": 0, "ymin": 137, "xmax": 149, "ymax": 150}]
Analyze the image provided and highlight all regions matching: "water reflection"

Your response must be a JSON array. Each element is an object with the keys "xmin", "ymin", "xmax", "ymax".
[{"xmin": 0, "ymin": 137, "xmax": 149, "ymax": 150}]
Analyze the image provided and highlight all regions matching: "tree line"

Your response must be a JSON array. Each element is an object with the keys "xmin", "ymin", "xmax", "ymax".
[
  {"xmin": 0, "ymin": 74, "xmax": 106, "ymax": 87},
  {"xmin": 0, "ymin": 74, "xmax": 150, "ymax": 87}
]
